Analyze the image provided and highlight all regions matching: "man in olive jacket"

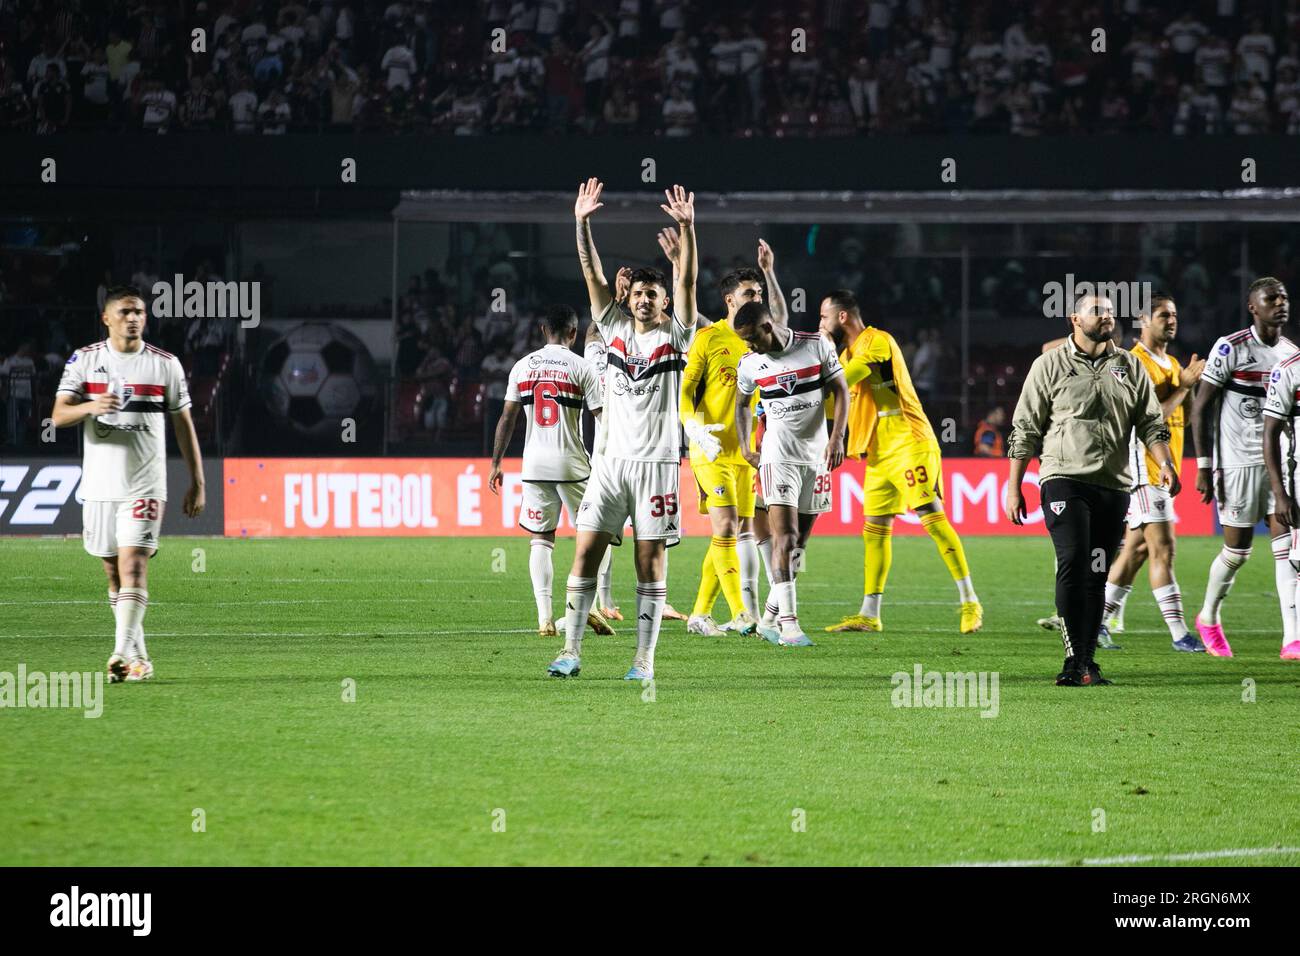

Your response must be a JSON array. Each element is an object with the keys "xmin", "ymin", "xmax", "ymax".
[{"xmin": 1006, "ymin": 294, "xmax": 1179, "ymax": 686}]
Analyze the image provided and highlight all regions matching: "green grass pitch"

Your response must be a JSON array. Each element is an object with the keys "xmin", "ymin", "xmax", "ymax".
[{"xmin": 2, "ymin": 533, "xmax": 1298, "ymax": 866}]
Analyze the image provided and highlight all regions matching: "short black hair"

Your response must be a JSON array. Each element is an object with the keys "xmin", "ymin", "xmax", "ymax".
[
  {"xmin": 103, "ymin": 285, "xmax": 145, "ymax": 311},
  {"xmin": 541, "ymin": 303, "xmax": 579, "ymax": 337},
  {"xmin": 732, "ymin": 300, "xmax": 772, "ymax": 330},
  {"xmin": 627, "ymin": 267, "xmax": 668, "ymax": 292},
  {"xmin": 824, "ymin": 288, "xmax": 859, "ymax": 316},
  {"xmin": 719, "ymin": 268, "xmax": 762, "ymax": 299},
  {"xmin": 1249, "ymin": 276, "xmax": 1284, "ymax": 299},
  {"xmin": 1150, "ymin": 291, "xmax": 1176, "ymax": 310}
]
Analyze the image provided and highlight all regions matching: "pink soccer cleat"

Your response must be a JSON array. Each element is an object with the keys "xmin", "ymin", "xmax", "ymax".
[
  {"xmin": 1195, "ymin": 615, "xmax": 1233, "ymax": 658},
  {"xmin": 1281, "ymin": 641, "xmax": 1300, "ymax": 661}
]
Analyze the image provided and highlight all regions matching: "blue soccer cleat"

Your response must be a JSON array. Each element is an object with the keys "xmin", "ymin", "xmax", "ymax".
[
  {"xmin": 758, "ymin": 625, "xmax": 782, "ymax": 644},
  {"xmin": 623, "ymin": 663, "xmax": 654, "ymax": 681},
  {"xmin": 777, "ymin": 631, "xmax": 815, "ymax": 647},
  {"xmin": 1172, "ymin": 632, "xmax": 1207, "ymax": 653},
  {"xmin": 1096, "ymin": 623, "xmax": 1122, "ymax": 650},
  {"xmin": 547, "ymin": 652, "xmax": 581, "ymax": 678}
]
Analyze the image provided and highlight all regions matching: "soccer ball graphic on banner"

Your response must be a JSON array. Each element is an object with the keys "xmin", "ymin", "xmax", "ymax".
[{"xmin": 259, "ymin": 322, "xmax": 379, "ymax": 437}]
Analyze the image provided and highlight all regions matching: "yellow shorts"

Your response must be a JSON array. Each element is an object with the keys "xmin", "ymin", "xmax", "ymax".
[
  {"xmin": 863, "ymin": 442, "xmax": 944, "ymax": 516},
  {"xmin": 691, "ymin": 457, "xmax": 756, "ymax": 518}
]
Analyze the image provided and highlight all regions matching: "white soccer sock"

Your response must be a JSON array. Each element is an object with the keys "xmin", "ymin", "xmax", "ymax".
[
  {"xmin": 563, "ymin": 576, "xmax": 596, "ymax": 654},
  {"xmin": 597, "ymin": 544, "xmax": 614, "ymax": 609},
  {"xmin": 859, "ymin": 593, "xmax": 882, "ymax": 618},
  {"xmin": 774, "ymin": 580, "xmax": 799, "ymax": 635},
  {"xmin": 529, "ymin": 539, "xmax": 555, "ymax": 627},
  {"xmin": 1272, "ymin": 535, "xmax": 1298, "ymax": 647},
  {"xmin": 1153, "ymin": 583, "xmax": 1188, "ymax": 641},
  {"xmin": 1103, "ymin": 583, "xmax": 1132, "ymax": 624},
  {"xmin": 757, "ymin": 537, "xmax": 775, "ymax": 588},
  {"xmin": 635, "ymin": 580, "xmax": 667, "ymax": 668},
  {"xmin": 108, "ymin": 590, "xmax": 128, "ymax": 656},
  {"xmin": 115, "ymin": 588, "xmax": 149, "ymax": 661},
  {"xmin": 737, "ymin": 531, "xmax": 760, "ymax": 619},
  {"xmin": 131, "ymin": 625, "xmax": 148, "ymax": 662},
  {"xmin": 955, "ymin": 575, "xmax": 977, "ymax": 603},
  {"xmin": 1200, "ymin": 546, "xmax": 1251, "ymax": 624}
]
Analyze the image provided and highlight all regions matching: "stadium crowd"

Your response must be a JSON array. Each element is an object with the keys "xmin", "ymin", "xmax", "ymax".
[{"xmin": 5, "ymin": 1, "xmax": 1300, "ymax": 136}]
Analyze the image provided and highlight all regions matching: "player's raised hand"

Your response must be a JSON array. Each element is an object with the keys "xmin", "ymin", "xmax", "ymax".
[
  {"xmin": 757, "ymin": 238, "xmax": 774, "ymax": 272},
  {"xmin": 1181, "ymin": 353, "xmax": 1206, "ymax": 387},
  {"xmin": 183, "ymin": 480, "xmax": 206, "ymax": 518},
  {"xmin": 575, "ymin": 177, "xmax": 604, "ymax": 220},
  {"xmin": 656, "ymin": 227, "xmax": 680, "ymax": 265},
  {"xmin": 660, "ymin": 184, "xmax": 694, "ymax": 225},
  {"xmin": 1005, "ymin": 483, "xmax": 1027, "ymax": 525},
  {"xmin": 614, "ymin": 266, "xmax": 632, "ymax": 304}
]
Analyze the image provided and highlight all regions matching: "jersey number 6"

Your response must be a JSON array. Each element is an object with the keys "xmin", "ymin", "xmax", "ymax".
[{"xmin": 533, "ymin": 382, "xmax": 561, "ymax": 427}]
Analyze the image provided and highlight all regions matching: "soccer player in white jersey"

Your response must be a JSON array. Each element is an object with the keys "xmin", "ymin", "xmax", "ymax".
[
  {"xmin": 733, "ymin": 301, "xmax": 849, "ymax": 647},
  {"xmin": 1191, "ymin": 277, "xmax": 1297, "ymax": 657},
  {"xmin": 546, "ymin": 178, "xmax": 699, "ymax": 681},
  {"xmin": 51, "ymin": 285, "xmax": 205, "ymax": 683},
  {"xmin": 582, "ymin": 314, "xmax": 620, "ymax": 621},
  {"xmin": 488, "ymin": 304, "xmax": 607, "ymax": 637},
  {"xmin": 1262, "ymin": 347, "xmax": 1300, "ymax": 660},
  {"xmin": 1095, "ymin": 295, "xmax": 1208, "ymax": 653}
]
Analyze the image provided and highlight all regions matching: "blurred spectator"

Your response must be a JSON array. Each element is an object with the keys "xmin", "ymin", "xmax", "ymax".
[
  {"xmin": 973, "ymin": 407, "xmax": 1006, "ymax": 457},
  {"xmin": 480, "ymin": 338, "xmax": 514, "ymax": 453},
  {"xmin": 417, "ymin": 345, "xmax": 453, "ymax": 443},
  {"xmin": 1, "ymin": 341, "xmax": 38, "ymax": 447}
]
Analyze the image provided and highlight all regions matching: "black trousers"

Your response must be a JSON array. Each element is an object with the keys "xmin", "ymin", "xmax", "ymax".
[{"xmin": 1040, "ymin": 477, "xmax": 1130, "ymax": 673}]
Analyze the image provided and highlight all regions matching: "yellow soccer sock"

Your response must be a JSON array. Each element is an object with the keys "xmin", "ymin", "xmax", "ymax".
[
  {"xmin": 920, "ymin": 511, "xmax": 976, "ymax": 600},
  {"xmin": 710, "ymin": 535, "xmax": 745, "ymax": 618},
  {"xmin": 863, "ymin": 520, "xmax": 893, "ymax": 601},
  {"xmin": 692, "ymin": 545, "xmax": 722, "ymax": 618}
]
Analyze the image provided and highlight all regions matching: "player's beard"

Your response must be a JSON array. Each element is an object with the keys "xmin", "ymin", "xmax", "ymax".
[{"xmin": 1083, "ymin": 323, "xmax": 1113, "ymax": 344}]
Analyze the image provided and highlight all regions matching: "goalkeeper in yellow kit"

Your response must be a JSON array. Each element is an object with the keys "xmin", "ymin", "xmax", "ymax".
[
  {"xmin": 677, "ymin": 238, "xmax": 788, "ymax": 636},
  {"xmin": 819, "ymin": 289, "xmax": 984, "ymax": 634}
]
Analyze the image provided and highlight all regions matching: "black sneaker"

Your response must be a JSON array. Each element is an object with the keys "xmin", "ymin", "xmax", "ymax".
[
  {"xmin": 1081, "ymin": 662, "xmax": 1113, "ymax": 686},
  {"xmin": 1055, "ymin": 668, "xmax": 1084, "ymax": 686}
]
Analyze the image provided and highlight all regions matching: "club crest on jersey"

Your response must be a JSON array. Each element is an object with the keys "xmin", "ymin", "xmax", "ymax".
[
  {"xmin": 625, "ymin": 354, "xmax": 650, "ymax": 379},
  {"xmin": 1109, "ymin": 366, "xmax": 1128, "ymax": 382},
  {"xmin": 120, "ymin": 385, "xmax": 135, "ymax": 404},
  {"xmin": 1050, "ymin": 501, "xmax": 1067, "ymax": 515},
  {"xmin": 776, "ymin": 372, "xmax": 798, "ymax": 394},
  {"xmin": 1218, "ymin": 343, "xmax": 1231, "ymax": 355}
]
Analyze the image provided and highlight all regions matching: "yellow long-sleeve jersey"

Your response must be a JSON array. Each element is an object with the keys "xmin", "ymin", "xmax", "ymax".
[
  {"xmin": 840, "ymin": 326, "xmax": 936, "ymax": 463},
  {"xmin": 1129, "ymin": 341, "xmax": 1185, "ymax": 486},
  {"xmin": 680, "ymin": 320, "xmax": 757, "ymax": 464}
]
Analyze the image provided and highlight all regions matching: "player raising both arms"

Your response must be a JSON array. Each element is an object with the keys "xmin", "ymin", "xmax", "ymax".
[
  {"xmin": 819, "ymin": 290, "xmax": 983, "ymax": 634},
  {"xmin": 547, "ymin": 178, "xmax": 699, "ymax": 681},
  {"xmin": 52, "ymin": 285, "xmax": 205, "ymax": 683},
  {"xmin": 678, "ymin": 239, "xmax": 788, "ymax": 637},
  {"xmin": 1095, "ymin": 295, "xmax": 1208, "ymax": 653},
  {"xmin": 1191, "ymin": 277, "xmax": 1297, "ymax": 657},
  {"xmin": 488, "ymin": 304, "xmax": 609, "ymax": 637},
  {"xmin": 735, "ymin": 302, "xmax": 848, "ymax": 646}
]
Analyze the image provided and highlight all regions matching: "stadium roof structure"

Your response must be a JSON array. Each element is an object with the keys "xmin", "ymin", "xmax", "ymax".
[{"xmin": 395, "ymin": 188, "xmax": 1300, "ymax": 224}]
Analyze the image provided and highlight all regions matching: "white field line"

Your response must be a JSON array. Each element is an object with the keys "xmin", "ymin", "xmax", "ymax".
[{"xmin": 944, "ymin": 845, "xmax": 1300, "ymax": 867}]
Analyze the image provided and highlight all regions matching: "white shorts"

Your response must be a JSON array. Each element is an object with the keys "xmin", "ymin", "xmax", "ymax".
[
  {"xmin": 576, "ymin": 457, "xmax": 680, "ymax": 544},
  {"xmin": 1126, "ymin": 483, "xmax": 1176, "ymax": 530},
  {"xmin": 519, "ymin": 479, "xmax": 586, "ymax": 533},
  {"xmin": 83, "ymin": 498, "xmax": 164, "ymax": 558},
  {"xmin": 758, "ymin": 461, "xmax": 832, "ymax": 515},
  {"xmin": 1216, "ymin": 465, "xmax": 1273, "ymax": 528}
]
